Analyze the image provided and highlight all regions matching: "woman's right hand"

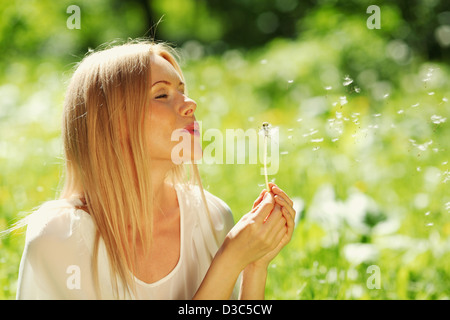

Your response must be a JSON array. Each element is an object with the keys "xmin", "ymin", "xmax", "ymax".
[{"xmin": 221, "ymin": 191, "xmax": 287, "ymax": 271}]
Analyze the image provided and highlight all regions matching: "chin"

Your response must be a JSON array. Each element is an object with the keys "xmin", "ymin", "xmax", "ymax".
[
  {"xmin": 170, "ymin": 140, "xmax": 203, "ymax": 165},
  {"xmin": 185, "ymin": 143, "xmax": 203, "ymax": 164}
]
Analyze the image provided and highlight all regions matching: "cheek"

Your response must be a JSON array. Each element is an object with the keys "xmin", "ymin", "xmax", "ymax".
[{"xmin": 147, "ymin": 113, "xmax": 178, "ymax": 155}]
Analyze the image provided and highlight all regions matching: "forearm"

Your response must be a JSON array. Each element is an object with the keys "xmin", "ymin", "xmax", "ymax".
[
  {"xmin": 192, "ymin": 245, "xmax": 242, "ymax": 300},
  {"xmin": 239, "ymin": 263, "xmax": 268, "ymax": 300}
]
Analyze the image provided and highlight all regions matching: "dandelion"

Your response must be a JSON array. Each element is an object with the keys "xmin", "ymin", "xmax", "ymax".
[{"xmin": 261, "ymin": 122, "xmax": 271, "ymax": 191}]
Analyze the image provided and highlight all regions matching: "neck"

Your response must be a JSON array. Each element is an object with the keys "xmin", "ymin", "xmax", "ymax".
[{"xmin": 150, "ymin": 159, "xmax": 177, "ymax": 216}]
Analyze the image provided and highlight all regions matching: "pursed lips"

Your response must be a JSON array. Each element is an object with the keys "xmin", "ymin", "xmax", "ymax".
[{"xmin": 183, "ymin": 121, "xmax": 200, "ymax": 136}]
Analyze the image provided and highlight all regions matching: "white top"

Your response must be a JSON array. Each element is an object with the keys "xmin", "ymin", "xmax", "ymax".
[{"xmin": 16, "ymin": 183, "xmax": 238, "ymax": 299}]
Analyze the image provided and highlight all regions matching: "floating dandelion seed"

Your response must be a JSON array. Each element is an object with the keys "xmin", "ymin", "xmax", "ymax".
[
  {"xmin": 343, "ymin": 75, "xmax": 354, "ymax": 86},
  {"xmin": 442, "ymin": 170, "xmax": 450, "ymax": 183},
  {"xmin": 410, "ymin": 139, "xmax": 433, "ymax": 151},
  {"xmin": 431, "ymin": 115, "xmax": 447, "ymax": 124},
  {"xmin": 445, "ymin": 202, "xmax": 450, "ymax": 211}
]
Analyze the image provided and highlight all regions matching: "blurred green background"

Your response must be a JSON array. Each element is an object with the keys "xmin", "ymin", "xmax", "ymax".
[{"xmin": 1, "ymin": 0, "xmax": 450, "ymax": 299}]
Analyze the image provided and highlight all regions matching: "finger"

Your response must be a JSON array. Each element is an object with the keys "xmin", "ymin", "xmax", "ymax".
[
  {"xmin": 281, "ymin": 206, "xmax": 295, "ymax": 236},
  {"xmin": 264, "ymin": 208, "xmax": 286, "ymax": 245},
  {"xmin": 252, "ymin": 189, "xmax": 268, "ymax": 211},
  {"xmin": 263, "ymin": 203, "xmax": 283, "ymax": 225},
  {"xmin": 270, "ymin": 222, "xmax": 289, "ymax": 251},
  {"xmin": 253, "ymin": 192, "xmax": 275, "ymax": 223},
  {"xmin": 271, "ymin": 185, "xmax": 294, "ymax": 207},
  {"xmin": 274, "ymin": 195, "xmax": 296, "ymax": 219}
]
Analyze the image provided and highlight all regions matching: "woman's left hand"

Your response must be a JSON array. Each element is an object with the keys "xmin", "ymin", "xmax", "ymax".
[{"xmin": 249, "ymin": 182, "xmax": 296, "ymax": 268}]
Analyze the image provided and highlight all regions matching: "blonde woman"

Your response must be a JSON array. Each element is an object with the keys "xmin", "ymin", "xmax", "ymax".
[{"xmin": 15, "ymin": 41, "xmax": 296, "ymax": 299}]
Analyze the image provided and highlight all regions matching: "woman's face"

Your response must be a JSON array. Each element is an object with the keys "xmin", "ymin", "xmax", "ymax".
[{"xmin": 147, "ymin": 54, "xmax": 202, "ymax": 164}]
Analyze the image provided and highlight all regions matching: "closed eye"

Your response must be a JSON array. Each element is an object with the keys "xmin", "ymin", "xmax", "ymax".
[{"xmin": 155, "ymin": 94, "xmax": 168, "ymax": 99}]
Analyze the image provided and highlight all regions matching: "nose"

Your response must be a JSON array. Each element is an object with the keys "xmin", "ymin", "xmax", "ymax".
[{"xmin": 179, "ymin": 96, "xmax": 197, "ymax": 117}]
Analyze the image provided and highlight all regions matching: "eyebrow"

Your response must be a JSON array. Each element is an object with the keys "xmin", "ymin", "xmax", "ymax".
[{"xmin": 151, "ymin": 80, "xmax": 185, "ymax": 87}]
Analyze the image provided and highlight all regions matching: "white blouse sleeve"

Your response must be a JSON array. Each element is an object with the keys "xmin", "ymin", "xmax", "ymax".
[
  {"xmin": 16, "ymin": 200, "xmax": 97, "ymax": 300},
  {"xmin": 204, "ymin": 190, "xmax": 235, "ymax": 245},
  {"xmin": 203, "ymin": 190, "xmax": 241, "ymax": 300}
]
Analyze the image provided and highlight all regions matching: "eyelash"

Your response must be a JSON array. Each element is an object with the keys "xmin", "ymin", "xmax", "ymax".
[{"xmin": 154, "ymin": 88, "xmax": 185, "ymax": 100}]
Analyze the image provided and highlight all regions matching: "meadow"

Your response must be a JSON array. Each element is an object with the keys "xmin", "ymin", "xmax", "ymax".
[{"xmin": 1, "ymin": 5, "xmax": 450, "ymax": 300}]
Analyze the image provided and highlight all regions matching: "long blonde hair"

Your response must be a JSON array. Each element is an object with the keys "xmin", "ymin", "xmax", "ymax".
[{"xmin": 60, "ymin": 40, "xmax": 212, "ymax": 298}]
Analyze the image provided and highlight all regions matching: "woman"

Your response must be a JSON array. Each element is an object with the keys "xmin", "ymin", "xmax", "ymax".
[{"xmin": 15, "ymin": 40, "xmax": 296, "ymax": 299}]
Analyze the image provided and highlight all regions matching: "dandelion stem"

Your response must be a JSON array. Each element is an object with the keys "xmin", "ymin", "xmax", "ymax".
[{"xmin": 262, "ymin": 122, "xmax": 270, "ymax": 191}]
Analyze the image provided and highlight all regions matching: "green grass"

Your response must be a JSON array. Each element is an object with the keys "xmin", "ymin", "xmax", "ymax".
[{"xmin": 2, "ymin": 22, "xmax": 450, "ymax": 299}]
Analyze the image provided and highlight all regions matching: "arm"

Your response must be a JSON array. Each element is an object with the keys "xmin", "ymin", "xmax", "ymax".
[
  {"xmin": 193, "ymin": 192, "xmax": 286, "ymax": 300},
  {"xmin": 239, "ymin": 264, "xmax": 267, "ymax": 300},
  {"xmin": 239, "ymin": 184, "xmax": 297, "ymax": 300}
]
